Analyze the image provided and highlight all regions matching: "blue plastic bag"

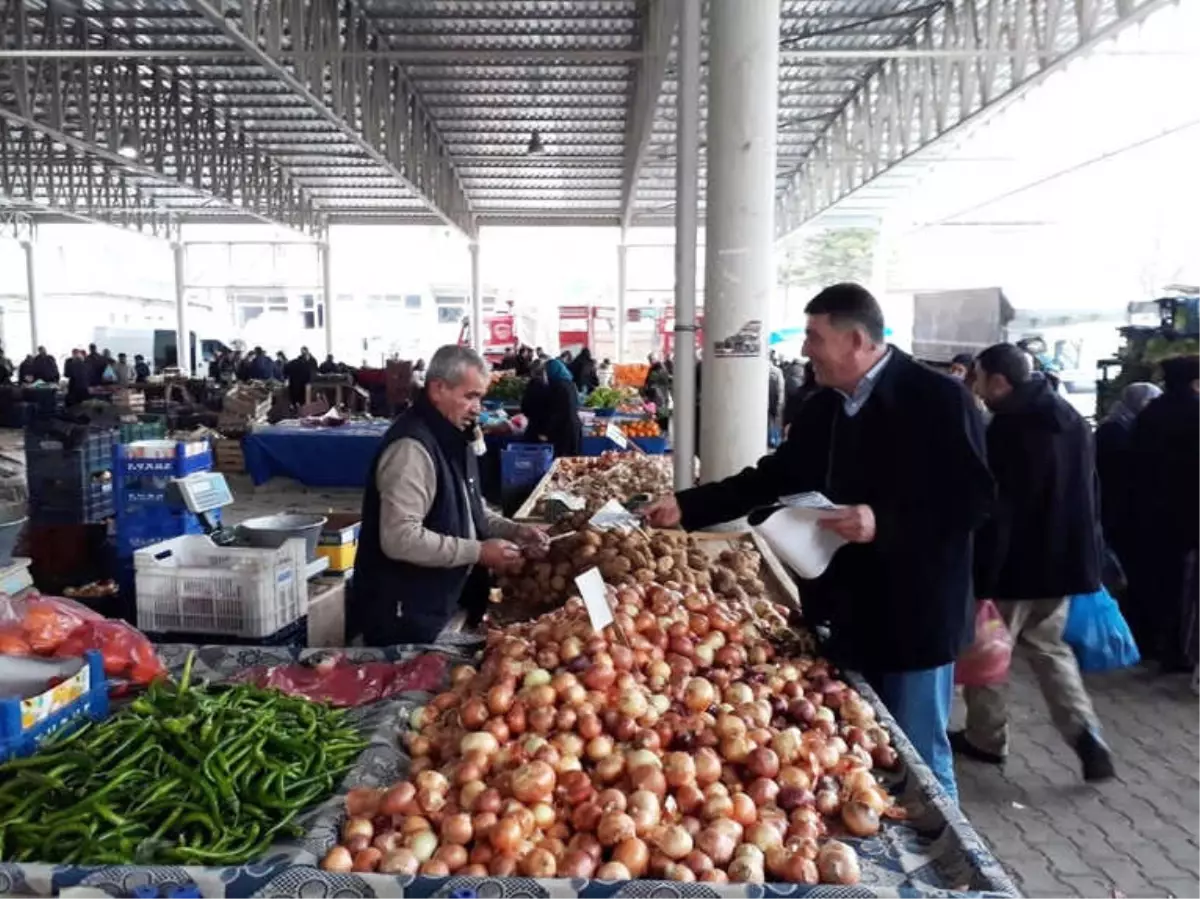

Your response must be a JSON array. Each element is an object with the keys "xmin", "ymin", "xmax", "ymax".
[{"xmin": 1063, "ymin": 586, "xmax": 1141, "ymax": 672}]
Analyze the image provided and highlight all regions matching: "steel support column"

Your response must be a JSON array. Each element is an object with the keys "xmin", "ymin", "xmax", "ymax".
[
  {"xmin": 620, "ymin": 0, "xmax": 681, "ymax": 229},
  {"xmin": 22, "ymin": 233, "xmax": 39, "ymax": 354},
  {"xmin": 173, "ymin": 242, "xmax": 187, "ymax": 375},
  {"xmin": 673, "ymin": 0, "xmax": 701, "ymax": 491},
  {"xmin": 701, "ymin": 0, "xmax": 779, "ymax": 481},
  {"xmin": 470, "ymin": 242, "xmax": 483, "ymax": 354},
  {"xmin": 616, "ymin": 238, "xmax": 628, "ymax": 363},
  {"xmin": 320, "ymin": 241, "xmax": 334, "ymax": 359}
]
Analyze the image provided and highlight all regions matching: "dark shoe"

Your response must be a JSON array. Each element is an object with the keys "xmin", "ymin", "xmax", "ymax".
[
  {"xmin": 948, "ymin": 730, "xmax": 1006, "ymax": 766},
  {"xmin": 1075, "ymin": 729, "xmax": 1116, "ymax": 782}
]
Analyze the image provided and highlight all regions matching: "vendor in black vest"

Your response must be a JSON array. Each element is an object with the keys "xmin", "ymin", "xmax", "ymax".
[
  {"xmin": 355, "ymin": 345, "xmax": 549, "ymax": 645},
  {"xmin": 643, "ymin": 284, "xmax": 993, "ymax": 803}
]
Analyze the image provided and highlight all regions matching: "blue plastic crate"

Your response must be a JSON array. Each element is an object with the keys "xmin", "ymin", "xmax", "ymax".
[
  {"xmin": 115, "ymin": 508, "xmax": 217, "ymax": 558},
  {"xmin": 115, "ymin": 442, "xmax": 213, "ymax": 479},
  {"xmin": 29, "ymin": 479, "xmax": 114, "ymax": 525},
  {"xmin": 501, "ymin": 443, "xmax": 554, "ymax": 491},
  {"xmin": 0, "ymin": 651, "xmax": 110, "ymax": 761}
]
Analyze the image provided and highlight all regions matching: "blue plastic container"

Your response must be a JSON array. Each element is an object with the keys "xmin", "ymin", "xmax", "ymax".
[
  {"xmin": 0, "ymin": 650, "xmax": 110, "ymax": 761},
  {"xmin": 632, "ymin": 436, "xmax": 669, "ymax": 454},
  {"xmin": 114, "ymin": 442, "xmax": 215, "ymax": 559},
  {"xmin": 500, "ymin": 443, "xmax": 554, "ymax": 492},
  {"xmin": 116, "ymin": 442, "xmax": 213, "ymax": 479},
  {"xmin": 28, "ymin": 478, "xmax": 114, "ymax": 525}
]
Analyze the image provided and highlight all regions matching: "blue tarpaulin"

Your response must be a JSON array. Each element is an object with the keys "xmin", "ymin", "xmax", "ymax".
[{"xmin": 242, "ymin": 422, "xmax": 390, "ymax": 487}]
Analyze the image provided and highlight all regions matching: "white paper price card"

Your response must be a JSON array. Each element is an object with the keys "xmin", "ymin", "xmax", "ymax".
[
  {"xmin": 575, "ymin": 567, "xmax": 613, "ymax": 632},
  {"xmin": 588, "ymin": 498, "xmax": 641, "ymax": 532},
  {"xmin": 546, "ymin": 490, "xmax": 586, "ymax": 511},
  {"xmin": 604, "ymin": 420, "xmax": 629, "ymax": 449}
]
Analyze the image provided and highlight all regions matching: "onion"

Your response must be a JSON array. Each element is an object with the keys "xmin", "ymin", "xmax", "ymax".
[
  {"xmin": 560, "ymin": 849, "xmax": 597, "ymax": 878},
  {"xmin": 487, "ymin": 683, "xmax": 514, "ymax": 715},
  {"xmin": 418, "ymin": 859, "xmax": 449, "ymax": 876},
  {"xmin": 489, "ymin": 816, "xmax": 522, "ymax": 855},
  {"xmin": 841, "ymin": 799, "xmax": 881, "ymax": 837},
  {"xmin": 568, "ymin": 831, "xmax": 604, "ymax": 862},
  {"xmin": 345, "ymin": 787, "xmax": 382, "ymax": 818},
  {"xmin": 656, "ymin": 824, "xmax": 694, "ymax": 860},
  {"xmin": 684, "ymin": 677, "xmax": 715, "ymax": 711},
  {"xmin": 440, "ymin": 813, "xmax": 473, "ymax": 845},
  {"xmin": 728, "ymin": 856, "xmax": 765, "ymax": 883},
  {"xmin": 596, "ymin": 861, "xmax": 632, "ymax": 880},
  {"xmin": 459, "ymin": 731, "xmax": 499, "ymax": 757},
  {"xmin": 627, "ymin": 789, "xmax": 662, "ymax": 835},
  {"xmin": 730, "ymin": 792, "xmax": 757, "ymax": 826},
  {"xmin": 342, "ymin": 816, "xmax": 374, "ymax": 842},
  {"xmin": 519, "ymin": 847, "xmax": 557, "ymax": 877},
  {"xmin": 597, "ymin": 811, "xmax": 637, "ymax": 847},
  {"xmin": 320, "ymin": 845, "xmax": 353, "ymax": 873},
  {"xmin": 744, "ymin": 821, "xmax": 782, "ymax": 851},
  {"xmin": 433, "ymin": 843, "xmax": 468, "ymax": 871},
  {"xmin": 746, "ymin": 747, "xmax": 780, "ymax": 779},
  {"xmin": 629, "ymin": 765, "xmax": 667, "ymax": 798},
  {"xmin": 586, "ymin": 734, "xmax": 615, "ymax": 761},
  {"xmin": 696, "ymin": 826, "xmax": 737, "ymax": 865},
  {"xmin": 817, "ymin": 840, "xmax": 861, "ymax": 884},
  {"xmin": 378, "ymin": 847, "xmax": 419, "ymax": 875},
  {"xmin": 611, "ymin": 836, "xmax": 650, "ymax": 876},
  {"xmin": 460, "ymin": 697, "xmax": 489, "ymax": 730},
  {"xmin": 815, "ymin": 789, "xmax": 841, "ymax": 816},
  {"xmin": 571, "ymin": 801, "xmax": 603, "ymax": 832},
  {"xmin": 406, "ymin": 829, "xmax": 438, "ymax": 863},
  {"xmin": 511, "ymin": 761, "xmax": 556, "ymax": 804},
  {"xmin": 663, "ymin": 752, "xmax": 697, "ymax": 788},
  {"xmin": 694, "ymin": 748, "xmax": 722, "ymax": 786}
]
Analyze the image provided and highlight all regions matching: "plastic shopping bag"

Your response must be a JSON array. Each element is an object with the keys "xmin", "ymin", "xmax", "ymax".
[
  {"xmin": 1063, "ymin": 586, "xmax": 1141, "ymax": 673},
  {"xmin": 954, "ymin": 600, "xmax": 1014, "ymax": 686}
]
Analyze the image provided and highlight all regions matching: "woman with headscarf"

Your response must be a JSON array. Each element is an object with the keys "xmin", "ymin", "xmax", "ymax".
[
  {"xmin": 568, "ymin": 347, "xmax": 599, "ymax": 395},
  {"xmin": 1096, "ymin": 382, "xmax": 1162, "ymax": 644},
  {"xmin": 522, "ymin": 359, "xmax": 582, "ymax": 457}
]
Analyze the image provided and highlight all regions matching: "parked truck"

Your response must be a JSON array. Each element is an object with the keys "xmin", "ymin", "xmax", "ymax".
[{"xmin": 92, "ymin": 327, "xmax": 232, "ymax": 376}]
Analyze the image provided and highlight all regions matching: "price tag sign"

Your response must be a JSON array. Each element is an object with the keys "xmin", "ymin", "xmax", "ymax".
[
  {"xmin": 575, "ymin": 567, "xmax": 613, "ymax": 632},
  {"xmin": 605, "ymin": 420, "xmax": 629, "ymax": 450}
]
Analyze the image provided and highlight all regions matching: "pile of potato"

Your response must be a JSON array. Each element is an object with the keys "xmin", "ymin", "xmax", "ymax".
[
  {"xmin": 537, "ymin": 454, "xmax": 674, "ymax": 518},
  {"xmin": 492, "ymin": 528, "xmax": 796, "ymax": 639}
]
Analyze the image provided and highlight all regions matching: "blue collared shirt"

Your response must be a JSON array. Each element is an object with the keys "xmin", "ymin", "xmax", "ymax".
[{"xmin": 834, "ymin": 349, "xmax": 893, "ymax": 417}]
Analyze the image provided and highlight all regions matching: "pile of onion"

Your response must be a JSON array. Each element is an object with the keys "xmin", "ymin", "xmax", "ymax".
[{"xmin": 321, "ymin": 580, "xmax": 900, "ymax": 884}]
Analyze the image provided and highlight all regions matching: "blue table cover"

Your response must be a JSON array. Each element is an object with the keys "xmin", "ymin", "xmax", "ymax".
[
  {"xmin": 0, "ymin": 644, "xmax": 1019, "ymax": 898},
  {"xmin": 242, "ymin": 422, "xmax": 391, "ymax": 487}
]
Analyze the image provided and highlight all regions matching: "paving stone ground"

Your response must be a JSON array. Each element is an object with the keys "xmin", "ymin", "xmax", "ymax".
[{"xmin": 954, "ymin": 658, "xmax": 1200, "ymax": 898}]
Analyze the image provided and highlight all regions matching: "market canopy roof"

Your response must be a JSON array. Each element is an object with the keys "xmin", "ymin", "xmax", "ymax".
[{"xmin": 0, "ymin": 0, "xmax": 1167, "ymax": 241}]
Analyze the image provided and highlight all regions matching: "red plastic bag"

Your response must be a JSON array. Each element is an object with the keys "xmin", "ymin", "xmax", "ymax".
[
  {"xmin": 53, "ymin": 620, "xmax": 166, "ymax": 685},
  {"xmin": 955, "ymin": 600, "xmax": 1013, "ymax": 687},
  {"xmin": 0, "ymin": 595, "xmax": 102, "ymax": 655}
]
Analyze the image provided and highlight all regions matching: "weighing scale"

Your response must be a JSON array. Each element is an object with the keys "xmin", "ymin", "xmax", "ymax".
[{"xmin": 164, "ymin": 471, "xmax": 329, "ymax": 579}]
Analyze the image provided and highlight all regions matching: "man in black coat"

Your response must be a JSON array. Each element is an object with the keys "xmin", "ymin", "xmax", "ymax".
[
  {"xmin": 954, "ymin": 342, "xmax": 1115, "ymax": 782},
  {"xmin": 1128, "ymin": 355, "xmax": 1199, "ymax": 672},
  {"xmin": 644, "ymin": 284, "xmax": 992, "ymax": 802}
]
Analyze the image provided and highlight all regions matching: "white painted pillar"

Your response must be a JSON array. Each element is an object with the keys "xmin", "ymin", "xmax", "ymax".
[
  {"xmin": 320, "ymin": 240, "xmax": 334, "ymax": 358},
  {"xmin": 616, "ymin": 237, "xmax": 627, "ymax": 363},
  {"xmin": 172, "ymin": 241, "xmax": 188, "ymax": 374},
  {"xmin": 21, "ymin": 235, "xmax": 39, "ymax": 354},
  {"xmin": 469, "ymin": 240, "xmax": 483, "ymax": 352},
  {"xmin": 700, "ymin": 0, "xmax": 779, "ymax": 482},
  {"xmin": 673, "ymin": 0, "xmax": 701, "ymax": 491}
]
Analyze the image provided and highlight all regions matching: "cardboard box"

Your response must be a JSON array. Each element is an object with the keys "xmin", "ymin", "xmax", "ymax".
[
  {"xmin": 212, "ymin": 438, "xmax": 245, "ymax": 474},
  {"xmin": 307, "ymin": 579, "xmax": 346, "ymax": 647}
]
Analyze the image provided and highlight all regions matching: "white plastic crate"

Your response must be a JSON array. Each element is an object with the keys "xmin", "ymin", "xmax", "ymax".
[{"xmin": 133, "ymin": 534, "xmax": 308, "ymax": 638}]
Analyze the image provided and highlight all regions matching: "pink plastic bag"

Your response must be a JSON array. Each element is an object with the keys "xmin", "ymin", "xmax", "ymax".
[{"xmin": 955, "ymin": 600, "xmax": 1013, "ymax": 687}]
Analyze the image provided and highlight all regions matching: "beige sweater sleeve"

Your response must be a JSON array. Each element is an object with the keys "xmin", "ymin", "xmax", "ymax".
[{"xmin": 377, "ymin": 439, "xmax": 482, "ymax": 567}]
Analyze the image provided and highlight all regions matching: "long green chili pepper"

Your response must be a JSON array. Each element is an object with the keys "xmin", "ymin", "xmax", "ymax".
[{"xmin": 0, "ymin": 650, "xmax": 368, "ymax": 866}]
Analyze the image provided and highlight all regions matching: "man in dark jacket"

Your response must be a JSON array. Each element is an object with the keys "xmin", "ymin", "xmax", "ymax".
[
  {"xmin": 133, "ymin": 355, "xmax": 151, "ymax": 383},
  {"xmin": 645, "ymin": 284, "xmax": 992, "ymax": 801},
  {"xmin": 63, "ymin": 349, "xmax": 90, "ymax": 406},
  {"xmin": 31, "ymin": 346, "xmax": 60, "ymax": 383},
  {"xmin": 284, "ymin": 347, "xmax": 318, "ymax": 405},
  {"xmin": 355, "ymin": 345, "xmax": 548, "ymax": 645},
  {"xmin": 1128, "ymin": 355, "xmax": 1199, "ymax": 672},
  {"xmin": 954, "ymin": 342, "xmax": 1114, "ymax": 781},
  {"xmin": 568, "ymin": 347, "xmax": 599, "ymax": 394}
]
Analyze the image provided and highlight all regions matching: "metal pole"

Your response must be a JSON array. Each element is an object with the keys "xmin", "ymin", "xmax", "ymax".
[
  {"xmin": 320, "ymin": 240, "xmax": 334, "ymax": 358},
  {"xmin": 21, "ymin": 234, "xmax": 38, "ymax": 356},
  {"xmin": 469, "ymin": 240, "xmax": 484, "ymax": 352},
  {"xmin": 673, "ymin": 0, "xmax": 701, "ymax": 491},
  {"xmin": 701, "ymin": 0, "xmax": 779, "ymax": 481},
  {"xmin": 173, "ymin": 241, "xmax": 188, "ymax": 375},
  {"xmin": 616, "ymin": 237, "xmax": 627, "ymax": 363}
]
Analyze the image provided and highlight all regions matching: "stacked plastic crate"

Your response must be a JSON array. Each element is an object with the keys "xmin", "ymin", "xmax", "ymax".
[
  {"xmin": 113, "ymin": 440, "xmax": 215, "ymax": 559},
  {"xmin": 25, "ymin": 427, "xmax": 117, "ymax": 525}
]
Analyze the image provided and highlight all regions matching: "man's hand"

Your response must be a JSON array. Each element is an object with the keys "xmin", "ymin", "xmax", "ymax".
[
  {"xmin": 818, "ymin": 504, "xmax": 876, "ymax": 543},
  {"xmin": 642, "ymin": 495, "xmax": 682, "ymax": 529},
  {"xmin": 479, "ymin": 539, "xmax": 522, "ymax": 569},
  {"xmin": 514, "ymin": 525, "xmax": 551, "ymax": 559}
]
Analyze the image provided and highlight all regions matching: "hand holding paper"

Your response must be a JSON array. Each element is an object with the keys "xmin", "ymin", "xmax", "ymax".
[{"xmin": 817, "ymin": 504, "xmax": 876, "ymax": 544}]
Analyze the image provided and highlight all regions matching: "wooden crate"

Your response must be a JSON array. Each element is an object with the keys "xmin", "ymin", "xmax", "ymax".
[{"xmin": 212, "ymin": 438, "xmax": 245, "ymax": 474}]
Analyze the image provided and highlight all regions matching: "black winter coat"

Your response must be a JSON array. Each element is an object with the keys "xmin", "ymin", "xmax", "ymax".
[
  {"xmin": 521, "ymin": 379, "xmax": 582, "ymax": 458},
  {"xmin": 676, "ymin": 350, "xmax": 993, "ymax": 672},
  {"xmin": 974, "ymin": 375, "xmax": 1102, "ymax": 600},
  {"xmin": 1130, "ymin": 389, "xmax": 1200, "ymax": 553}
]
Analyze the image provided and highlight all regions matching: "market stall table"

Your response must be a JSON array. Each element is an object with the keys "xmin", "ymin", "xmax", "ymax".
[
  {"xmin": 241, "ymin": 421, "xmax": 390, "ymax": 487},
  {"xmin": 0, "ymin": 642, "xmax": 1018, "ymax": 898}
]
